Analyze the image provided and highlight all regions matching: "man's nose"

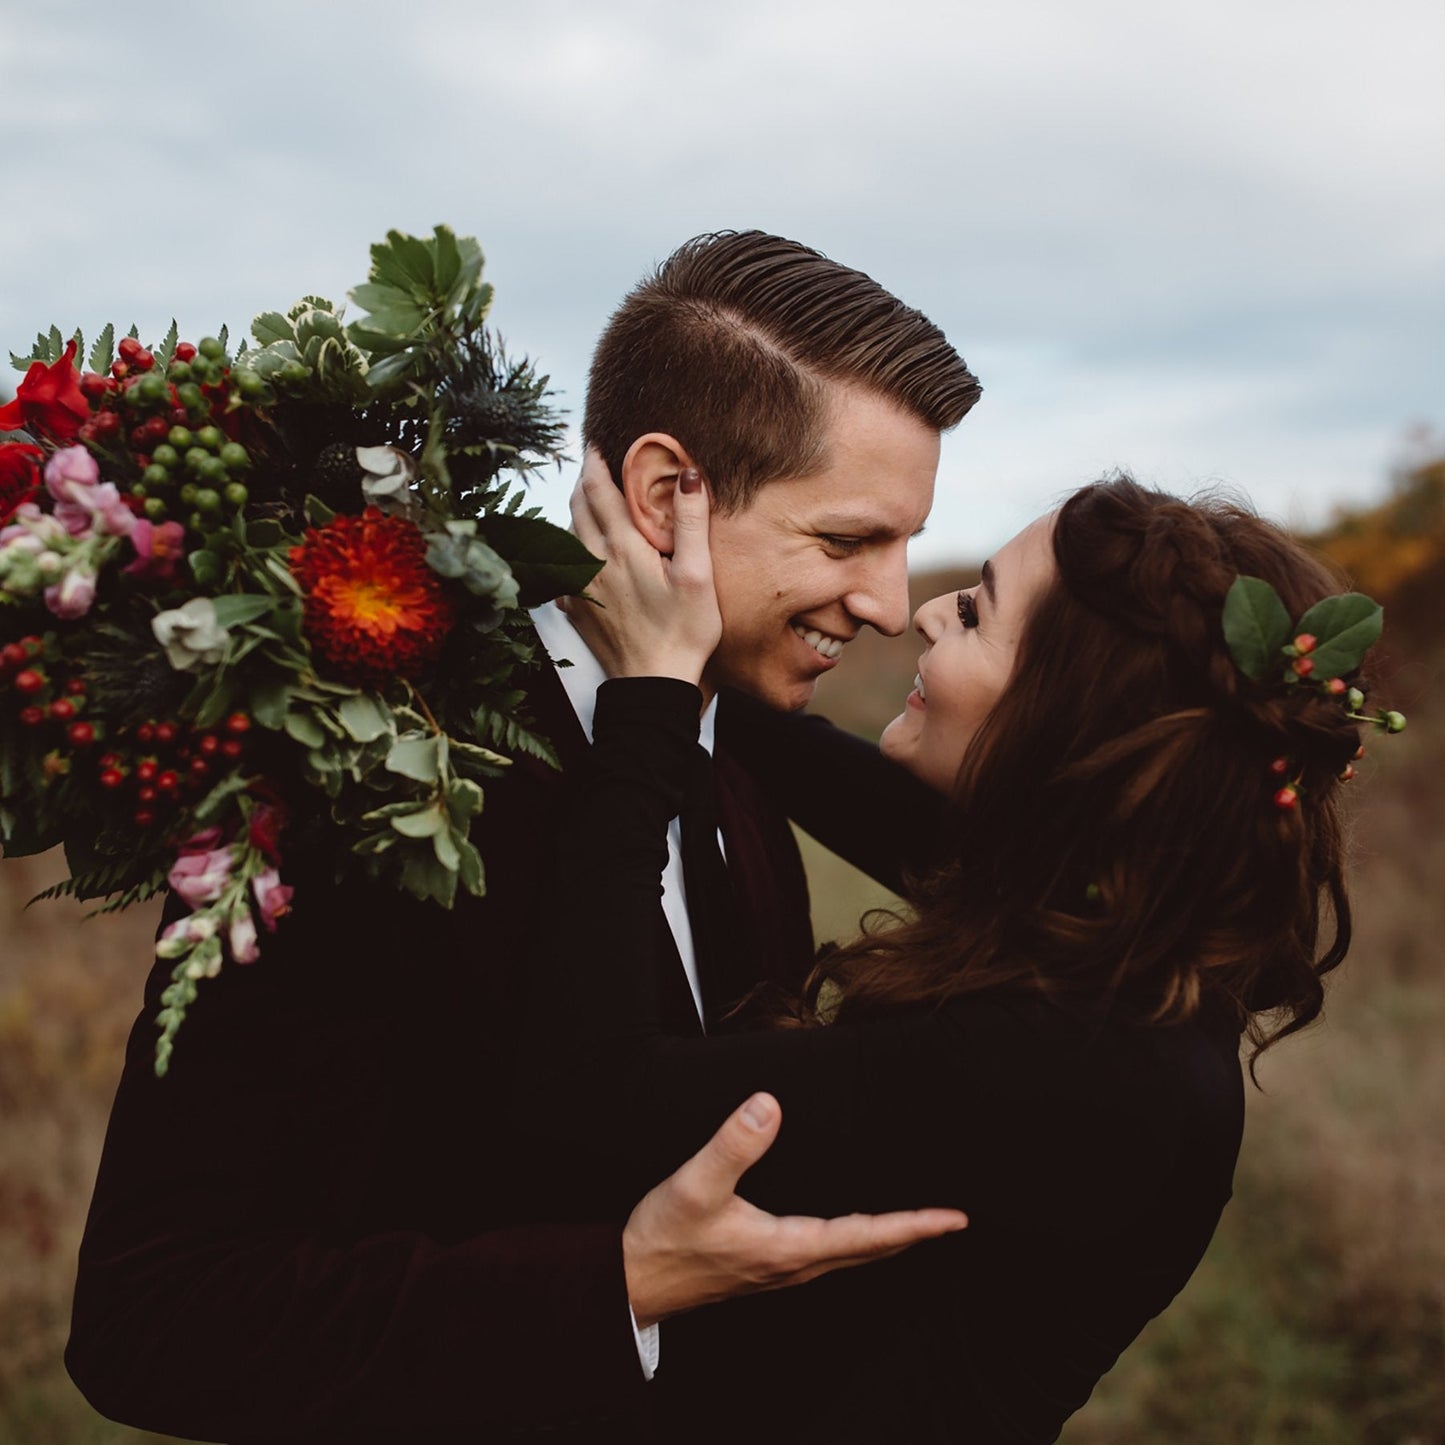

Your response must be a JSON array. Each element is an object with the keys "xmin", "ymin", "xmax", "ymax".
[{"xmin": 846, "ymin": 546, "xmax": 912, "ymax": 637}]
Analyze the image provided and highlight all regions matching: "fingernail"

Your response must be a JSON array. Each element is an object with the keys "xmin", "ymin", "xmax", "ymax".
[
  {"xmin": 741, "ymin": 1094, "xmax": 771, "ymax": 1130},
  {"xmin": 679, "ymin": 467, "xmax": 702, "ymax": 495}
]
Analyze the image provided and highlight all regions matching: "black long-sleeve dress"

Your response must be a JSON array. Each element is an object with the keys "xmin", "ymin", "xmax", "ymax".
[{"xmin": 526, "ymin": 679, "xmax": 1245, "ymax": 1444}]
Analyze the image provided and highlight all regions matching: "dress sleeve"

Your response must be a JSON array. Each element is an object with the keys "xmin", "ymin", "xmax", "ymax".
[
  {"xmin": 718, "ymin": 688, "xmax": 946, "ymax": 894},
  {"xmin": 527, "ymin": 678, "xmax": 1164, "ymax": 1231}
]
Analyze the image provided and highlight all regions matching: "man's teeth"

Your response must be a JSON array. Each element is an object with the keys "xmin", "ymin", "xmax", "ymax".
[{"xmin": 792, "ymin": 624, "xmax": 845, "ymax": 659}]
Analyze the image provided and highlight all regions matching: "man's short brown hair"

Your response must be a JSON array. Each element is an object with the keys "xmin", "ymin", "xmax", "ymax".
[{"xmin": 583, "ymin": 231, "xmax": 981, "ymax": 511}]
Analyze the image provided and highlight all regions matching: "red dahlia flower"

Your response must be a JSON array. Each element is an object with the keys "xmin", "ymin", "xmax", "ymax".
[
  {"xmin": 290, "ymin": 507, "xmax": 453, "ymax": 686},
  {"xmin": 0, "ymin": 442, "xmax": 43, "ymax": 525},
  {"xmin": 0, "ymin": 341, "xmax": 91, "ymax": 443}
]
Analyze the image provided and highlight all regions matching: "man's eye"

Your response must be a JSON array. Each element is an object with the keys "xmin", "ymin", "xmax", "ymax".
[
  {"xmin": 957, "ymin": 591, "xmax": 980, "ymax": 628},
  {"xmin": 820, "ymin": 535, "xmax": 864, "ymax": 555}
]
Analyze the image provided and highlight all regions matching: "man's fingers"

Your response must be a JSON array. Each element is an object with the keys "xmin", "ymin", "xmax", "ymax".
[
  {"xmin": 764, "ymin": 1208, "xmax": 969, "ymax": 1287},
  {"xmin": 673, "ymin": 1092, "xmax": 781, "ymax": 1206}
]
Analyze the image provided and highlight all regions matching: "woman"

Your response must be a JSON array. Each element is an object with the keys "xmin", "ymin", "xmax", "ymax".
[{"xmin": 524, "ymin": 472, "xmax": 1385, "ymax": 1442}]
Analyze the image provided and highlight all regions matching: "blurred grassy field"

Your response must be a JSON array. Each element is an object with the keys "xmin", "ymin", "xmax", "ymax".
[{"xmin": 3, "ymin": 468, "xmax": 1444, "ymax": 1442}]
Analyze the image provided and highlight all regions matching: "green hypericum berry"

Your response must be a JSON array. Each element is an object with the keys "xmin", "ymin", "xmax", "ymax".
[
  {"xmin": 223, "ymin": 483, "xmax": 249, "ymax": 508},
  {"xmin": 219, "ymin": 442, "xmax": 250, "ymax": 471},
  {"xmin": 196, "ymin": 426, "xmax": 224, "ymax": 452},
  {"xmin": 143, "ymin": 497, "xmax": 168, "ymax": 521},
  {"xmin": 1347, "ymin": 687, "xmax": 1365, "ymax": 711},
  {"xmin": 195, "ymin": 488, "xmax": 222, "ymax": 515},
  {"xmin": 152, "ymin": 444, "xmax": 179, "ymax": 469},
  {"xmin": 185, "ymin": 447, "xmax": 210, "ymax": 473},
  {"xmin": 167, "ymin": 427, "xmax": 194, "ymax": 451},
  {"xmin": 142, "ymin": 464, "xmax": 169, "ymax": 488},
  {"xmin": 1385, "ymin": 711, "xmax": 1407, "ymax": 734},
  {"xmin": 197, "ymin": 456, "xmax": 229, "ymax": 486},
  {"xmin": 234, "ymin": 370, "xmax": 265, "ymax": 399},
  {"xmin": 198, "ymin": 337, "xmax": 225, "ymax": 361},
  {"xmin": 167, "ymin": 361, "xmax": 193, "ymax": 383},
  {"xmin": 178, "ymin": 483, "xmax": 199, "ymax": 505},
  {"xmin": 137, "ymin": 373, "xmax": 169, "ymax": 405},
  {"xmin": 176, "ymin": 383, "xmax": 205, "ymax": 412},
  {"xmin": 130, "ymin": 482, "xmax": 149, "ymax": 500}
]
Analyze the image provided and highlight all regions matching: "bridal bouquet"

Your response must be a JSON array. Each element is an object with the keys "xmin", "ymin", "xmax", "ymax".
[{"xmin": 0, "ymin": 226, "xmax": 598, "ymax": 1072}]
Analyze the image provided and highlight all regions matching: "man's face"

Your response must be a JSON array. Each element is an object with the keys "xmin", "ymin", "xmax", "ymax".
[{"xmin": 703, "ymin": 386, "xmax": 940, "ymax": 711}]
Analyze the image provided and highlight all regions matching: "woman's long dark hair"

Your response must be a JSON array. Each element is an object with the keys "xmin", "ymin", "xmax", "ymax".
[{"xmin": 805, "ymin": 477, "xmax": 1365, "ymax": 1064}]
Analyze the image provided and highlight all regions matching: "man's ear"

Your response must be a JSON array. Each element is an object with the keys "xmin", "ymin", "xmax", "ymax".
[{"xmin": 620, "ymin": 434, "xmax": 696, "ymax": 555}]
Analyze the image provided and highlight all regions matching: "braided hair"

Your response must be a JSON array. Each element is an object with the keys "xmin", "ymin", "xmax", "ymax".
[{"xmin": 809, "ymin": 477, "xmax": 1363, "ymax": 1065}]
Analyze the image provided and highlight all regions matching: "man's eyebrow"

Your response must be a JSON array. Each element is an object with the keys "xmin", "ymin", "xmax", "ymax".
[{"xmin": 981, "ymin": 559, "xmax": 997, "ymax": 606}]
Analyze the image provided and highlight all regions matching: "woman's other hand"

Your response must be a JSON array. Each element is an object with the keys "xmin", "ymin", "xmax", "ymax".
[{"xmin": 565, "ymin": 448, "xmax": 722, "ymax": 687}]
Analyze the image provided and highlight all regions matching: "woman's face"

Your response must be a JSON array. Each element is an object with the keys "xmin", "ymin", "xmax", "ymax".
[{"xmin": 880, "ymin": 513, "xmax": 1057, "ymax": 794}]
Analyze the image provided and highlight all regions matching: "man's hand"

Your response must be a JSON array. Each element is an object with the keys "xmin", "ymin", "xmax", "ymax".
[{"xmin": 622, "ymin": 1092, "xmax": 967, "ymax": 1327}]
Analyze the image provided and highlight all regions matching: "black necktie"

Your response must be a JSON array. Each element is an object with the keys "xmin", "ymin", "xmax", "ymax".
[{"xmin": 679, "ymin": 743, "xmax": 751, "ymax": 1031}]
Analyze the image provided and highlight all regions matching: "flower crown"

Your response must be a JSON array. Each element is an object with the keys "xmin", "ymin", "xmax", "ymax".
[{"xmin": 1222, "ymin": 576, "xmax": 1404, "ymax": 809}]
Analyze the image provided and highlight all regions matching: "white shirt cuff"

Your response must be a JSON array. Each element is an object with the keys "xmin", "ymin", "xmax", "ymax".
[{"xmin": 629, "ymin": 1304, "xmax": 660, "ymax": 1380}]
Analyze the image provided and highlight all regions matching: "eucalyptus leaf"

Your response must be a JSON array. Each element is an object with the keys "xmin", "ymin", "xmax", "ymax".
[
  {"xmin": 250, "ymin": 679, "xmax": 294, "ymax": 731},
  {"xmin": 1222, "ymin": 576, "xmax": 1292, "ymax": 681},
  {"xmin": 386, "ymin": 733, "xmax": 441, "ymax": 783},
  {"xmin": 337, "ymin": 693, "xmax": 392, "ymax": 743},
  {"xmin": 284, "ymin": 710, "xmax": 327, "ymax": 749}
]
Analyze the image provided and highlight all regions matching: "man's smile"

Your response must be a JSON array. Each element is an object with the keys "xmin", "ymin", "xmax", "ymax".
[{"xmin": 790, "ymin": 622, "xmax": 848, "ymax": 660}]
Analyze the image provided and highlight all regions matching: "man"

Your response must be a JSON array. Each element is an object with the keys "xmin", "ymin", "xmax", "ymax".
[{"xmin": 67, "ymin": 232, "xmax": 979, "ymax": 1441}]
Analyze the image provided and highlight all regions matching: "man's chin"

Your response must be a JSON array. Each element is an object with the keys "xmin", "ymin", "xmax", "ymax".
[{"xmin": 709, "ymin": 668, "xmax": 818, "ymax": 714}]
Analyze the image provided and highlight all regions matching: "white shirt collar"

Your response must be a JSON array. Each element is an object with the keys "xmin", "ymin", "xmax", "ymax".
[{"xmin": 529, "ymin": 600, "xmax": 717, "ymax": 754}]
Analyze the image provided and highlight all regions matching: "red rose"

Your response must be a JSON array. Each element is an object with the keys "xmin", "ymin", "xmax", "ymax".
[
  {"xmin": 0, "ymin": 441, "xmax": 43, "ymax": 525},
  {"xmin": 0, "ymin": 340, "xmax": 91, "ymax": 443}
]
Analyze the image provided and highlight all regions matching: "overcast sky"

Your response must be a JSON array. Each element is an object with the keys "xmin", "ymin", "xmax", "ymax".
[{"xmin": 3, "ymin": 0, "xmax": 1441, "ymax": 564}]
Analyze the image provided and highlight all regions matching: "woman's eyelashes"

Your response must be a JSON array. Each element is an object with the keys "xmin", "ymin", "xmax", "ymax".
[{"xmin": 957, "ymin": 590, "xmax": 980, "ymax": 628}]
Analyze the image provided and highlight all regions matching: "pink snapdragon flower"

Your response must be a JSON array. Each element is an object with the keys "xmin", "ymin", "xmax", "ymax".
[
  {"xmin": 44, "ymin": 446, "xmax": 132, "ymax": 538},
  {"xmin": 228, "ymin": 906, "xmax": 260, "ymax": 964},
  {"xmin": 44, "ymin": 564, "xmax": 98, "ymax": 619},
  {"xmin": 251, "ymin": 868, "xmax": 293, "ymax": 931},
  {"xmin": 124, "ymin": 518, "xmax": 187, "ymax": 581},
  {"xmin": 168, "ymin": 845, "xmax": 237, "ymax": 907}
]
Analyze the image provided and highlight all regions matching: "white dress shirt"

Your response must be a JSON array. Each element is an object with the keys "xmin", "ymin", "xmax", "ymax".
[{"xmin": 529, "ymin": 600, "xmax": 721, "ymax": 1380}]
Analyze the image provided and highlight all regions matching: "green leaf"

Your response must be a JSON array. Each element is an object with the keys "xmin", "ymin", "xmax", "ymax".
[
  {"xmin": 479, "ymin": 514, "xmax": 603, "ymax": 607},
  {"xmin": 211, "ymin": 595, "xmax": 273, "ymax": 628},
  {"xmin": 360, "ymin": 351, "xmax": 415, "ymax": 389},
  {"xmin": 432, "ymin": 825, "xmax": 460, "ymax": 869},
  {"xmin": 385, "ymin": 229, "xmax": 436, "ymax": 292},
  {"xmin": 337, "ymin": 693, "xmax": 391, "ymax": 743},
  {"xmin": 445, "ymin": 775, "xmax": 486, "ymax": 823},
  {"xmin": 304, "ymin": 494, "xmax": 336, "ymax": 527},
  {"xmin": 1298, "ymin": 594, "xmax": 1383, "ymax": 679},
  {"xmin": 251, "ymin": 311, "xmax": 295, "ymax": 347},
  {"xmin": 88, "ymin": 323, "xmax": 115, "ymax": 375},
  {"xmin": 246, "ymin": 518, "xmax": 287, "ymax": 549},
  {"xmin": 284, "ymin": 710, "xmax": 326, "ymax": 749},
  {"xmin": 455, "ymin": 836, "xmax": 484, "ymax": 896},
  {"xmin": 250, "ymin": 678, "xmax": 294, "ymax": 731},
  {"xmin": 432, "ymin": 225, "xmax": 462, "ymax": 297},
  {"xmin": 386, "ymin": 733, "xmax": 441, "ymax": 783},
  {"xmin": 194, "ymin": 675, "xmax": 237, "ymax": 729},
  {"xmin": 155, "ymin": 320, "xmax": 179, "ymax": 369},
  {"xmin": 392, "ymin": 807, "xmax": 444, "ymax": 838},
  {"xmin": 400, "ymin": 848, "xmax": 457, "ymax": 908},
  {"xmin": 1222, "ymin": 576, "xmax": 1292, "ymax": 681}
]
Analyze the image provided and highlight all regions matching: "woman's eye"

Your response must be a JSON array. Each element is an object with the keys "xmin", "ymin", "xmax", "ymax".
[
  {"xmin": 957, "ymin": 591, "xmax": 980, "ymax": 628},
  {"xmin": 820, "ymin": 535, "xmax": 864, "ymax": 556}
]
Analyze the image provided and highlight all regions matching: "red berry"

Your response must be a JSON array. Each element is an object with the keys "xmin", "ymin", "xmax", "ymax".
[
  {"xmin": 137, "ymin": 785, "xmax": 157, "ymax": 803},
  {"xmin": 68, "ymin": 721, "xmax": 95, "ymax": 746},
  {"xmin": 136, "ymin": 722, "xmax": 156, "ymax": 744},
  {"xmin": 173, "ymin": 342, "xmax": 198, "ymax": 363},
  {"xmin": 14, "ymin": 669, "xmax": 45, "ymax": 694},
  {"xmin": 132, "ymin": 349, "xmax": 155, "ymax": 372},
  {"xmin": 111, "ymin": 360, "xmax": 130, "ymax": 380},
  {"xmin": 99, "ymin": 768, "xmax": 125, "ymax": 789},
  {"xmin": 156, "ymin": 769, "xmax": 180, "ymax": 792},
  {"xmin": 49, "ymin": 698, "xmax": 77, "ymax": 721},
  {"xmin": 197, "ymin": 733, "xmax": 219, "ymax": 756},
  {"xmin": 223, "ymin": 711, "xmax": 251, "ymax": 735},
  {"xmin": 154, "ymin": 722, "xmax": 178, "ymax": 745},
  {"xmin": 1339, "ymin": 764, "xmax": 1356, "ymax": 782},
  {"xmin": 80, "ymin": 371, "xmax": 112, "ymax": 401},
  {"xmin": 135, "ymin": 759, "xmax": 158, "ymax": 783},
  {"xmin": 64, "ymin": 677, "xmax": 87, "ymax": 695},
  {"xmin": 20, "ymin": 636, "xmax": 42, "ymax": 656},
  {"xmin": 1291, "ymin": 656, "xmax": 1314, "ymax": 678},
  {"xmin": 1326, "ymin": 677, "xmax": 1346, "ymax": 696},
  {"xmin": 18, "ymin": 705, "xmax": 45, "ymax": 726},
  {"xmin": 1273, "ymin": 786, "xmax": 1298, "ymax": 810},
  {"xmin": 119, "ymin": 336, "xmax": 144, "ymax": 362},
  {"xmin": 1293, "ymin": 633, "xmax": 1317, "ymax": 654},
  {"xmin": 220, "ymin": 737, "xmax": 244, "ymax": 759},
  {"xmin": 1, "ymin": 643, "xmax": 26, "ymax": 669},
  {"xmin": 1268, "ymin": 757, "xmax": 1289, "ymax": 776},
  {"xmin": 1354, "ymin": 745, "xmax": 1366, "ymax": 760},
  {"xmin": 189, "ymin": 757, "xmax": 211, "ymax": 779},
  {"xmin": 91, "ymin": 410, "xmax": 121, "ymax": 439},
  {"xmin": 134, "ymin": 810, "xmax": 155, "ymax": 828}
]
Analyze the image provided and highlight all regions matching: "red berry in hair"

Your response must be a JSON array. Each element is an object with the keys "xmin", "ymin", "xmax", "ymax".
[
  {"xmin": 67, "ymin": 721, "xmax": 95, "ymax": 747},
  {"xmin": 18, "ymin": 705, "xmax": 44, "ymax": 726},
  {"xmin": 1291, "ymin": 656, "xmax": 1314, "ymax": 678},
  {"xmin": 1326, "ymin": 677, "xmax": 1346, "ymax": 696},
  {"xmin": 1293, "ymin": 633, "xmax": 1317, "ymax": 654},
  {"xmin": 14, "ymin": 668, "xmax": 45, "ymax": 694},
  {"xmin": 49, "ymin": 698, "xmax": 76, "ymax": 721},
  {"xmin": 1268, "ymin": 757, "xmax": 1289, "ymax": 776},
  {"xmin": 1273, "ymin": 786, "xmax": 1299, "ymax": 810},
  {"xmin": 1354, "ymin": 744, "xmax": 1366, "ymax": 760},
  {"xmin": 1339, "ymin": 764, "xmax": 1356, "ymax": 782},
  {"xmin": 99, "ymin": 768, "xmax": 125, "ymax": 789}
]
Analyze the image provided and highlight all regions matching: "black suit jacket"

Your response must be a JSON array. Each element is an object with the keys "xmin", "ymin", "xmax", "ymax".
[{"xmin": 66, "ymin": 661, "xmax": 814, "ymax": 1444}]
